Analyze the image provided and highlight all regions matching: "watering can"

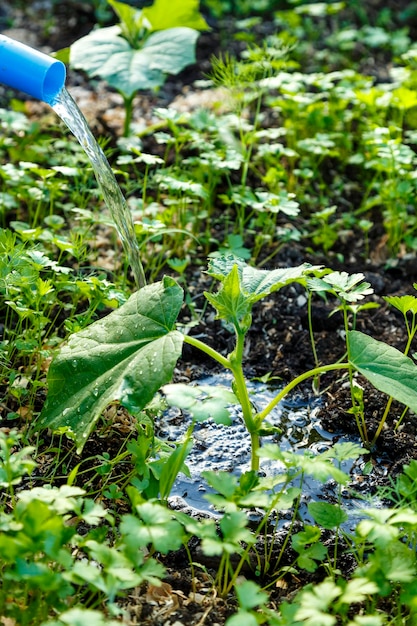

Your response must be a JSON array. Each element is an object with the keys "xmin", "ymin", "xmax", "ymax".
[
  {"xmin": 0, "ymin": 34, "xmax": 66, "ymax": 104},
  {"xmin": 0, "ymin": 34, "xmax": 146, "ymax": 289}
]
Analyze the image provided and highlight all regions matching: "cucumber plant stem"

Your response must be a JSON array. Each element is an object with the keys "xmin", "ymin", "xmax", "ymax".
[
  {"xmin": 184, "ymin": 333, "xmax": 260, "ymax": 469},
  {"xmin": 184, "ymin": 334, "xmax": 351, "ymax": 471},
  {"xmin": 255, "ymin": 362, "xmax": 350, "ymax": 426},
  {"xmin": 230, "ymin": 330, "xmax": 260, "ymax": 469},
  {"xmin": 183, "ymin": 335, "xmax": 231, "ymax": 370}
]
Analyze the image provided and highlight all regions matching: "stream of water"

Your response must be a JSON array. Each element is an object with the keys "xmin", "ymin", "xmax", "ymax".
[{"xmin": 52, "ymin": 88, "xmax": 146, "ymax": 288}]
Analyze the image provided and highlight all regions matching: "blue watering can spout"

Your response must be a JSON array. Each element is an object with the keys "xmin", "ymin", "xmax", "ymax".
[{"xmin": 0, "ymin": 34, "xmax": 66, "ymax": 105}]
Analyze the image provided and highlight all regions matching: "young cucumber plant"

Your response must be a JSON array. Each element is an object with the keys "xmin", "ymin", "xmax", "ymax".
[
  {"xmin": 38, "ymin": 256, "xmax": 417, "ymax": 473},
  {"xmin": 68, "ymin": 0, "xmax": 208, "ymax": 136}
]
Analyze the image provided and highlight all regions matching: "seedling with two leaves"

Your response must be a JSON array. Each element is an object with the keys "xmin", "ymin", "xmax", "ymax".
[{"xmin": 68, "ymin": 0, "xmax": 208, "ymax": 136}]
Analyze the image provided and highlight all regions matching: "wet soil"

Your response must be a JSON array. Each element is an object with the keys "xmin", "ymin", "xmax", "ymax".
[{"xmin": 2, "ymin": 1, "xmax": 417, "ymax": 623}]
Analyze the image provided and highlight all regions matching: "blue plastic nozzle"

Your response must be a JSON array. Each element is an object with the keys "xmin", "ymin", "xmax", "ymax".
[{"xmin": 0, "ymin": 35, "xmax": 66, "ymax": 105}]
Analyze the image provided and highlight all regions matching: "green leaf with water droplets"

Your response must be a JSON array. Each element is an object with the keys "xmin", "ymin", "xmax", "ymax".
[
  {"xmin": 37, "ymin": 278, "xmax": 183, "ymax": 452},
  {"xmin": 207, "ymin": 256, "xmax": 321, "ymax": 302}
]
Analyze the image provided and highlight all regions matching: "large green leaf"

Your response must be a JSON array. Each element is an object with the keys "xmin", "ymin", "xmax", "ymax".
[
  {"xmin": 207, "ymin": 256, "xmax": 321, "ymax": 302},
  {"xmin": 70, "ymin": 26, "xmax": 199, "ymax": 98},
  {"xmin": 38, "ymin": 278, "xmax": 183, "ymax": 451},
  {"xmin": 349, "ymin": 330, "xmax": 417, "ymax": 412}
]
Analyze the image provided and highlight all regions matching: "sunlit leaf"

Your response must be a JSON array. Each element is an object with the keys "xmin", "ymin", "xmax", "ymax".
[
  {"xmin": 308, "ymin": 271, "xmax": 373, "ymax": 302},
  {"xmin": 205, "ymin": 264, "xmax": 253, "ymax": 330},
  {"xmin": 142, "ymin": 0, "xmax": 209, "ymax": 31},
  {"xmin": 384, "ymin": 294, "xmax": 417, "ymax": 316},
  {"xmin": 235, "ymin": 580, "xmax": 268, "ymax": 611},
  {"xmin": 121, "ymin": 502, "xmax": 184, "ymax": 553}
]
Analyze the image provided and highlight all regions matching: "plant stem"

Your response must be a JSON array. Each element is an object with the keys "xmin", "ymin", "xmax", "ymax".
[
  {"xmin": 307, "ymin": 291, "xmax": 319, "ymax": 370},
  {"xmin": 306, "ymin": 290, "xmax": 321, "ymax": 393},
  {"xmin": 343, "ymin": 307, "xmax": 368, "ymax": 444},
  {"xmin": 182, "ymin": 335, "xmax": 231, "ymax": 370},
  {"xmin": 184, "ymin": 333, "xmax": 260, "ymax": 469},
  {"xmin": 232, "ymin": 354, "xmax": 260, "ymax": 472},
  {"xmin": 232, "ymin": 371, "xmax": 260, "ymax": 470},
  {"xmin": 394, "ymin": 405, "xmax": 409, "ymax": 432},
  {"xmin": 371, "ymin": 394, "xmax": 393, "ymax": 446},
  {"xmin": 255, "ymin": 362, "xmax": 350, "ymax": 426},
  {"xmin": 184, "ymin": 337, "xmax": 351, "ymax": 469},
  {"xmin": 231, "ymin": 332, "xmax": 255, "ymax": 428},
  {"xmin": 123, "ymin": 94, "xmax": 135, "ymax": 137},
  {"xmin": 230, "ymin": 331, "xmax": 259, "ymax": 468}
]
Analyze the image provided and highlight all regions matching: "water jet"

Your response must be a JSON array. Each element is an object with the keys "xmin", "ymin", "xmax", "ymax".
[{"xmin": 0, "ymin": 35, "xmax": 145, "ymax": 288}]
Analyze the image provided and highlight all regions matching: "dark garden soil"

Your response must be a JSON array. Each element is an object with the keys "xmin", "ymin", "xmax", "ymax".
[{"xmin": 2, "ymin": 1, "xmax": 417, "ymax": 624}]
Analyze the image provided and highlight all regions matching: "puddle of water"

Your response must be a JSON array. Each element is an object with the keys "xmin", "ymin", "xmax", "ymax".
[
  {"xmin": 158, "ymin": 374, "xmax": 383, "ymax": 531},
  {"xmin": 52, "ymin": 87, "xmax": 146, "ymax": 288}
]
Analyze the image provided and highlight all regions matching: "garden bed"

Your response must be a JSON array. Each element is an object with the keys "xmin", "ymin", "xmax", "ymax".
[{"xmin": 1, "ymin": 1, "xmax": 417, "ymax": 624}]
